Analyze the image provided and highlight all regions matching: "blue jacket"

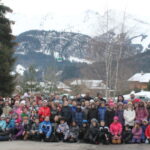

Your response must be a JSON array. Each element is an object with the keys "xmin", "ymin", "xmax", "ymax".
[
  {"xmin": 73, "ymin": 109, "xmax": 84, "ymax": 126},
  {"xmin": 39, "ymin": 121, "xmax": 52, "ymax": 138},
  {"xmin": 98, "ymin": 107, "xmax": 107, "ymax": 121},
  {"xmin": 0, "ymin": 120, "xmax": 6, "ymax": 130},
  {"xmin": 7, "ymin": 119, "xmax": 15, "ymax": 129}
]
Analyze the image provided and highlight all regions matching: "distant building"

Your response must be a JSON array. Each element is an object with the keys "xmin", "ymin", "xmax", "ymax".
[
  {"xmin": 128, "ymin": 73, "xmax": 150, "ymax": 89},
  {"xmin": 70, "ymin": 79, "xmax": 107, "ymax": 90}
]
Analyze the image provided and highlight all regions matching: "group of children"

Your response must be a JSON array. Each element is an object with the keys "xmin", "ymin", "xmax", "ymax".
[{"xmin": 0, "ymin": 93, "xmax": 150, "ymax": 145}]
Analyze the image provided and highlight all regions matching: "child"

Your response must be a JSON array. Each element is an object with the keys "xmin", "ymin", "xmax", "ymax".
[
  {"xmin": 56, "ymin": 117, "xmax": 69, "ymax": 141},
  {"xmin": 39, "ymin": 116, "xmax": 52, "ymax": 142},
  {"xmin": 132, "ymin": 120, "xmax": 142, "ymax": 144},
  {"xmin": 67, "ymin": 121, "xmax": 79, "ymax": 142},
  {"xmin": 22, "ymin": 118, "xmax": 31, "ymax": 140},
  {"xmin": 110, "ymin": 116, "xmax": 122, "ymax": 144},
  {"xmin": 30, "ymin": 118, "xmax": 40, "ymax": 141},
  {"xmin": 11, "ymin": 120, "xmax": 24, "ymax": 140},
  {"xmin": 0, "ymin": 114, "xmax": 6, "ymax": 132},
  {"xmin": 79, "ymin": 120, "xmax": 89, "ymax": 142},
  {"xmin": 145, "ymin": 122, "xmax": 150, "ymax": 144},
  {"xmin": 99, "ymin": 120, "xmax": 110, "ymax": 144},
  {"xmin": 85, "ymin": 118, "xmax": 99, "ymax": 144},
  {"xmin": 141, "ymin": 119, "xmax": 148, "ymax": 143},
  {"xmin": 122, "ymin": 124, "xmax": 132, "ymax": 144}
]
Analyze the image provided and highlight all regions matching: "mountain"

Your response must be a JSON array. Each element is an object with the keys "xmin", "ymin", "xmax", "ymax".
[
  {"xmin": 15, "ymin": 30, "xmax": 92, "ymax": 60},
  {"xmin": 14, "ymin": 29, "xmax": 150, "ymax": 82}
]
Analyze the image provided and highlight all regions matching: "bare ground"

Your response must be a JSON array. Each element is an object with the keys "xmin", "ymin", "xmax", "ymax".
[{"xmin": 0, "ymin": 141, "xmax": 150, "ymax": 150}]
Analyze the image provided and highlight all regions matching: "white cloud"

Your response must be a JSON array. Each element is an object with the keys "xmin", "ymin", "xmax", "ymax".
[{"xmin": 3, "ymin": 0, "xmax": 150, "ymax": 35}]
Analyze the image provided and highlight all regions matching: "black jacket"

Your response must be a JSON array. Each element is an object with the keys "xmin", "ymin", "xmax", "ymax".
[
  {"xmin": 105, "ymin": 108, "xmax": 115, "ymax": 127},
  {"xmin": 61, "ymin": 106, "xmax": 72, "ymax": 123},
  {"xmin": 87, "ymin": 108, "xmax": 98, "ymax": 122}
]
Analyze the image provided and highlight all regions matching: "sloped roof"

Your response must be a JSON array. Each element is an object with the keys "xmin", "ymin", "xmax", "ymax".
[{"xmin": 128, "ymin": 73, "xmax": 150, "ymax": 83}]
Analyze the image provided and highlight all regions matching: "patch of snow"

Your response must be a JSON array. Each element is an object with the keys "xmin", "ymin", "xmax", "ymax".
[
  {"xmin": 71, "ymin": 79, "xmax": 106, "ymax": 89},
  {"xmin": 16, "ymin": 64, "xmax": 26, "ymax": 76},
  {"xmin": 69, "ymin": 56, "xmax": 93, "ymax": 64},
  {"xmin": 15, "ymin": 51, "xmax": 26, "ymax": 55},
  {"xmin": 128, "ymin": 73, "xmax": 150, "ymax": 83}
]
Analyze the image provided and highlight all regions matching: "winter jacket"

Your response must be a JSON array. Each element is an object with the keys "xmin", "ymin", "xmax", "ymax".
[
  {"xmin": 61, "ymin": 106, "xmax": 72, "ymax": 123},
  {"xmin": 0, "ymin": 120, "xmax": 6, "ymax": 131},
  {"xmin": 71, "ymin": 106, "xmax": 77, "ymax": 113},
  {"xmin": 3, "ymin": 106, "xmax": 12, "ymax": 116},
  {"xmin": 136, "ymin": 107, "xmax": 148, "ymax": 121},
  {"xmin": 122, "ymin": 129, "xmax": 132, "ymax": 143},
  {"xmin": 145, "ymin": 125, "xmax": 150, "ymax": 138},
  {"xmin": 0, "ymin": 107, "xmax": 3, "ymax": 116},
  {"xmin": 38, "ymin": 106, "xmax": 51, "ymax": 122},
  {"xmin": 98, "ymin": 107, "xmax": 107, "ymax": 121},
  {"xmin": 141, "ymin": 125, "xmax": 147, "ymax": 141},
  {"xmin": 68, "ymin": 126, "xmax": 79, "ymax": 139},
  {"xmin": 22, "ymin": 122, "xmax": 31, "ymax": 132},
  {"xmin": 83, "ymin": 107, "xmax": 89, "ymax": 120},
  {"xmin": 73, "ymin": 108, "xmax": 85, "ymax": 126},
  {"xmin": 7, "ymin": 119, "xmax": 15, "ymax": 129},
  {"xmin": 123, "ymin": 109, "xmax": 135, "ymax": 126},
  {"xmin": 79, "ymin": 126, "xmax": 88, "ymax": 140},
  {"xmin": 31, "ymin": 123, "xmax": 40, "ymax": 132},
  {"xmin": 39, "ymin": 121, "xmax": 52, "ymax": 138},
  {"xmin": 105, "ymin": 109, "xmax": 115, "ymax": 126},
  {"xmin": 110, "ymin": 122, "xmax": 122, "ymax": 136},
  {"xmin": 115, "ymin": 110, "xmax": 124, "ymax": 125},
  {"xmin": 12, "ymin": 124, "xmax": 24, "ymax": 139},
  {"xmin": 87, "ymin": 108, "xmax": 98, "ymax": 122},
  {"xmin": 57, "ymin": 122, "xmax": 69, "ymax": 134},
  {"xmin": 56, "ymin": 122, "xmax": 69, "ymax": 140},
  {"xmin": 132, "ymin": 127, "xmax": 142, "ymax": 140}
]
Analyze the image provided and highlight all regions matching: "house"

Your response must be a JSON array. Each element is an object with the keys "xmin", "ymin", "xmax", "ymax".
[
  {"xmin": 128, "ymin": 73, "xmax": 150, "ymax": 89},
  {"xmin": 70, "ymin": 79, "xmax": 107, "ymax": 90}
]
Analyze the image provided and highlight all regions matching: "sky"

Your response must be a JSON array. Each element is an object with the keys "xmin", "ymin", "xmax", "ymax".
[{"xmin": 2, "ymin": 0, "xmax": 150, "ymax": 36}]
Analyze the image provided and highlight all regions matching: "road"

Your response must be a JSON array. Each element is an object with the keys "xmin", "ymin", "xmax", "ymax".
[{"xmin": 0, "ymin": 141, "xmax": 150, "ymax": 150}]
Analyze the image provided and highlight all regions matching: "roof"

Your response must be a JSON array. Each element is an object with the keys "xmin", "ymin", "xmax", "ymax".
[{"xmin": 128, "ymin": 73, "xmax": 150, "ymax": 83}]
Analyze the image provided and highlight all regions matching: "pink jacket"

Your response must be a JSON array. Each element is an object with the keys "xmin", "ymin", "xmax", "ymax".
[{"xmin": 110, "ymin": 122, "xmax": 122, "ymax": 135}]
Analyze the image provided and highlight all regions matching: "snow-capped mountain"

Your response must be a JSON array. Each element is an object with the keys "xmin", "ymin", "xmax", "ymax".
[{"xmin": 15, "ymin": 30, "xmax": 92, "ymax": 60}]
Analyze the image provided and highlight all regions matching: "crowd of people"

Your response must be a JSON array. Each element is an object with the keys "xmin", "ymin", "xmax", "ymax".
[{"xmin": 0, "ymin": 92, "xmax": 150, "ymax": 145}]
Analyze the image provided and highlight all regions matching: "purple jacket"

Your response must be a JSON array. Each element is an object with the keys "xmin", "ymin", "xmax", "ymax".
[
  {"xmin": 136, "ymin": 107, "xmax": 148, "ymax": 121},
  {"xmin": 12, "ymin": 124, "xmax": 24, "ymax": 140},
  {"xmin": 132, "ymin": 127, "xmax": 142, "ymax": 140}
]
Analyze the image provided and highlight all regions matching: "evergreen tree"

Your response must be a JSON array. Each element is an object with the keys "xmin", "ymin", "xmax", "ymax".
[{"xmin": 0, "ymin": 1, "xmax": 16, "ymax": 96}]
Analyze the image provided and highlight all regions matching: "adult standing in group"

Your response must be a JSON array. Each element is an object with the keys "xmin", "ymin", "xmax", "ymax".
[{"xmin": 61, "ymin": 100, "xmax": 72, "ymax": 124}]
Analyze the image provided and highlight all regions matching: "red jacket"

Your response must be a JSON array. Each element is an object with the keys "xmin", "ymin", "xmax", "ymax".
[
  {"xmin": 38, "ymin": 106, "xmax": 51, "ymax": 121},
  {"xmin": 145, "ymin": 125, "xmax": 150, "ymax": 138},
  {"xmin": 110, "ymin": 122, "xmax": 122, "ymax": 135}
]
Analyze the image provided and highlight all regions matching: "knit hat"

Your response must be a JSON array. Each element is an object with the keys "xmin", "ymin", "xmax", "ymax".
[
  {"xmin": 82, "ymin": 120, "xmax": 88, "ymax": 124},
  {"xmin": 91, "ymin": 118, "xmax": 98, "ymax": 123}
]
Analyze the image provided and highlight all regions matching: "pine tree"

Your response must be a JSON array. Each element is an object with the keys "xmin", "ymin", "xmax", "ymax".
[{"xmin": 0, "ymin": 1, "xmax": 16, "ymax": 96}]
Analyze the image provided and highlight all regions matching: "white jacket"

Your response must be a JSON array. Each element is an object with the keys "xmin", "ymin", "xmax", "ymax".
[{"xmin": 123, "ymin": 109, "xmax": 135, "ymax": 126}]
